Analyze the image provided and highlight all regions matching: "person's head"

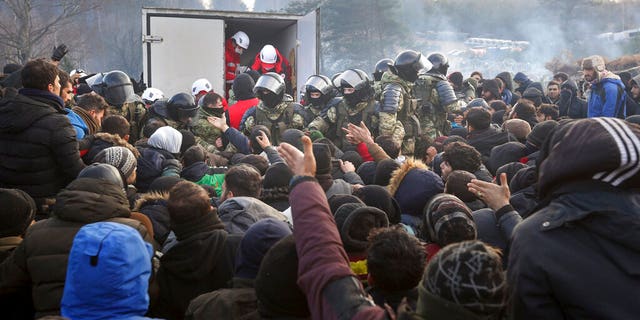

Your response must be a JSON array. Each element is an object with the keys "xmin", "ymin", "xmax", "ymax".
[
  {"xmin": 101, "ymin": 115, "xmax": 130, "ymax": 140},
  {"xmin": 258, "ymin": 45, "xmax": 279, "ymax": 72},
  {"xmin": 466, "ymin": 107, "xmax": 491, "ymax": 131},
  {"xmin": 489, "ymin": 100, "xmax": 507, "ymax": 114},
  {"xmin": 304, "ymin": 74, "xmax": 335, "ymax": 107},
  {"xmin": 419, "ymin": 240, "xmax": 506, "ymax": 318},
  {"xmin": 352, "ymin": 185, "xmax": 401, "ymax": 225},
  {"xmin": 338, "ymin": 68, "xmax": 374, "ymax": 108},
  {"xmin": 537, "ymin": 104, "xmax": 559, "ymax": 122},
  {"xmin": 481, "ymin": 79, "xmax": 500, "ymax": 102},
  {"xmin": 191, "ymin": 78, "xmax": 213, "ymax": 103},
  {"xmin": 141, "ymin": 87, "xmax": 164, "ymax": 106},
  {"xmin": 238, "ymin": 154, "xmax": 269, "ymax": 176},
  {"xmin": 235, "ymin": 218, "xmax": 292, "ymax": 280},
  {"xmin": 58, "ymin": 69, "xmax": 74, "ymax": 104},
  {"xmin": 92, "ymin": 147, "xmax": 138, "ymax": 185},
  {"xmin": 414, "ymin": 134, "xmax": 436, "ymax": 164},
  {"xmin": 448, "ymin": 71, "xmax": 464, "ymax": 90},
  {"xmin": 233, "ymin": 73, "xmax": 256, "ymax": 100},
  {"xmin": 510, "ymin": 99, "xmax": 536, "ymax": 121},
  {"xmin": 76, "ymin": 92, "xmax": 109, "ymax": 125},
  {"xmin": 553, "ymin": 72, "xmax": 569, "ymax": 84},
  {"xmin": 231, "ymin": 31, "xmax": 250, "ymax": 54},
  {"xmin": 427, "ymin": 52, "xmax": 449, "ymax": 75},
  {"xmin": 367, "ymin": 226, "xmax": 426, "ymax": 291},
  {"xmin": 502, "ymin": 118, "xmax": 531, "ymax": 143},
  {"xmin": 334, "ymin": 203, "xmax": 389, "ymax": 254},
  {"xmin": 444, "ymin": 170, "xmax": 478, "ymax": 203},
  {"xmin": 440, "ymin": 142, "xmax": 482, "ymax": 180},
  {"xmin": 631, "ymin": 75, "xmax": 640, "ymax": 100},
  {"xmin": 168, "ymin": 181, "xmax": 212, "ymax": 224},
  {"xmin": 221, "ymin": 164, "xmax": 262, "ymax": 202},
  {"xmin": 0, "ymin": 188, "xmax": 36, "ymax": 238},
  {"xmin": 254, "ymin": 72, "xmax": 286, "ymax": 108},
  {"xmin": 148, "ymin": 126, "xmax": 182, "ymax": 154},
  {"xmin": 375, "ymin": 135, "xmax": 400, "ymax": 159},
  {"xmin": 421, "ymin": 194, "xmax": 476, "ymax": 245},
  {"xmin": 393, "ymin": 50, "xmax": 428, "ymax": 82},
  {"xmin": 526, "ymin": 120, "xmax": 559, "ymax": 149},
  {"xmin": 22, "ymin": 58, "xmax": 59, "ymax": 93},
  {"xmin": 388, "ymin": 160, "xmax": 444, "ymax": 219},
  {"xmin": 546, "ymin": 81, "xmax": 561, "ymax": 100},
  {"xmin": 470, "ymin": 71, "xmax": 483, "ymax": 82},
  {"xmin": 582, "ymin": 55, "xmax": 606, "ymax": 82},
  {"xmin": 168, "ymin": 92, "xmax": 199, "ymax": 124},
  {"xmin": 182, "ymin": 145, "xmax": 207, "ymax": 167},
  {"xmin": 198, "ymin": 91, "xmax": 224, "ymax": 117}
]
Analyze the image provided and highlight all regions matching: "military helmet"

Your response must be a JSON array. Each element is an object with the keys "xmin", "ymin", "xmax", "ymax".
[
  {"xmin": 427, "ymin": 52, "xmax": 449, "ymax": 75},
  {"xmin": 167, "ymin": 92, "xmax": 199, "ymax": 121},
  {"xmin": 254, "ymin": 72, "xmax": 285, "ymax": 108},
  {"xmin": 305, "ymin": 75, "xmax": 333, "ymax": 96},
  {"xmin": 393, "ymin": 50, "xmax": 428, "ymax": 82},
  {"xmin": 373, "ymin": 58, "xmax": 393, "ymax": 81},
  {"xmin": 94, "ymin": 70, "xmax": 136, "ymax": 107},
  {"xmin": 339, "ymin": 69, "xmax": 370, "ymax": 91}
]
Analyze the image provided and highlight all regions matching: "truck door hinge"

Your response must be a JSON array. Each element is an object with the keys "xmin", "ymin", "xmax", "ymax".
[{"xmin": 142, "ymin": 35, "xmax": 163, "ymax": 44}]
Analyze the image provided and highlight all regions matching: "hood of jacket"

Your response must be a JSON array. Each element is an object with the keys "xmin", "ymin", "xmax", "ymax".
[
  {"xmin": 181, "ymin": 162, "xmax": 208, "ymax": 182},
  {"xmin": 496, "ymin": 71, "xmax": 514, "ymax": 92},
  {"xmin": 53, "ymin": 178, "xmax": 131, "ymax": 222},
  {"xmin": 61, "ymin": 222, "xmax": 153, "ymax": 320},
  {"xmin": 217, "ymin": 196, "xmax": 287, "ymax": 234}
]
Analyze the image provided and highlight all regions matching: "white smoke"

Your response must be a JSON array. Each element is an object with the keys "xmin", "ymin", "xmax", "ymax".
[{"xmin": 200, "ymin": 0, "xmax": 212, "ymax": 9}]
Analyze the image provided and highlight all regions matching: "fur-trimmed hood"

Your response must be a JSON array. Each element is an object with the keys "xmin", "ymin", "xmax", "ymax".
[
  {"xmin": 387, "ymin": 158, "xmax": 444, "ymax": 218},
  {"xmin": 387, "ymin": 159, "xmax": 428, "ymax": 196},
  {"xmin": 94, "ymin": 132, "xmax": 140, "ymax": 158},
  {"xmin": 133, "ymin": 191, "xmax": 168, "ymax": 212}
]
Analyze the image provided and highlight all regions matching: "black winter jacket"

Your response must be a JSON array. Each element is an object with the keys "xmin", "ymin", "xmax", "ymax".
[{"xmin": 0, "ymin": 90, "xmax": 85, "ymax": 203}]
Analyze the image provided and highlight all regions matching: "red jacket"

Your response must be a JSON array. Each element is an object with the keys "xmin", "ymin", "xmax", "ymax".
[
  {"xmin": 225, "ymin": 38, "xmax": 241, "ymax": 84},
  {"xmin": 250, "ymin": 48, "xmax": 292, "ymax": 82},
  {"xmin": 228, "ymin": 98, "xmax": 259, "ymax": 130}
]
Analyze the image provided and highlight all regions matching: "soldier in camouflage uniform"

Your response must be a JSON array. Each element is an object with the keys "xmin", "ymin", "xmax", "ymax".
[
  {"xmin": 90, "ymin": 70, "xmax": 147, "ymax": 143},
  {"xmin": 413, "ymin": 53, "xmax": 459, "ymax": 139},
  {"xmin": 372, "ymin": 58, "xmax": 393, "ymax": 101},
  {"xmin": 240, "ymin": 72, "xmax": 303, "ymax": 145},
  {"xmin": 192, "ymin": 92, "xmax": 227, "ymax": 153},
  {"xmin": 298, "ymin": 74, "xmax": 341, "ymax": 131},
  {"xmin": 307, "ymin": 69, "xmax": 382, "ymax": 150},
  {"xmin": 379, "ymin": 51, "xmax": 427, "ymax": 156}
]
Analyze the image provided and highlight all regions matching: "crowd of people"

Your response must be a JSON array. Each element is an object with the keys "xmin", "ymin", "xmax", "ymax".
[{"xmin": 0, "ymin": 41, "xmax": 639, "ymax": 320}]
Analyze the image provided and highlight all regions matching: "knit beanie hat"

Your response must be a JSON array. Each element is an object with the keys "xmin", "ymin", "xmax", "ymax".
[
  {"xmin": 527, "ymin": 120, "xmax": 559, "ymax": 148},
  {"xmin": 255, "ymin": 235, "xmax": 309, "ymax": 318},
  {"xmin": 422, "ymin": 194, "xmax": 476, "ymax": 245},
  {"xmin": 328, "ymin": 194, "xmax": 364, "ymax": 215},
  {"xmin": 353, "ymin": 185, "xmax": 402, "ymax": 225},
  {"xmin": 263, "ymin": 162, "xmax": 293, "ymax": 190},
  {"xmin": 357, "ymin": 161, "xmax": 377, "ymax": 185},
  {"xmin": 313, "ymin": 143, "xmax": 332, "ymax": 175},
  {"xmin": 334, "ymin": 203, "xmax": 389, "ymax": 253},
  {"xmin": 482, "ymin": 79, "xmax": 501, "ymax": 100},
  {"xmin": 374, "ymin": 158, "xmax": 400, "ymax": 186},
  {"xmin": 420, "ymin": 240, "xmax": 506, "ymax": 318},
  {"xmin": 235, "ymin": 218, "xmax": 292, "ymax": 280},
  {"xmin": 0, "ymin": 188, "xmax": 36, "ymax": 237},
  {"xmin": 93, "ymin": 147, "xmax": 137, "ymax": 182},
  {"xmin": 389, "ymin": 160, "xmax": 444, "ymax": 218},
  {"xmin": 232, "ymin": 73, "xmax": 256, "ymax": 100},
  {"xmin": 487, "ymin": 142, "xmax": 526, "ymax": 175},
  {"xmin": 522, "ymin": 87, "xmax": 543, "ymax": 101},
  {"xmin": 513, "ymin": 72, "xmax": 529, "ymax": 83},
  {"xmin": 308, "ymin": 130, "xmax": 324, "ymax": 141},
  {"xmin": 280, "ymin": 129, "xmax": 305, "ymax": 151}
]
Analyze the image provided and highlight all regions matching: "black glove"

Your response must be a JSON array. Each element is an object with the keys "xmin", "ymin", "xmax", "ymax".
[{"xmin": 51, "ymin": 44, "xmax": 69, "ymax": 61}]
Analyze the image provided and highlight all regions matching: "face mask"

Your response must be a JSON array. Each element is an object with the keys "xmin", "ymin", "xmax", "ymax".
[
  {"xmin": 208, "ymin": 107, "xmax": 224, "ymax": 117},
  {"xmin": 261, "ymin": 92, "xmax": 281, "ymax": 108},
  {"xmin": 344, "ymin": 93, "xmax": 361, "ymax": 107}
]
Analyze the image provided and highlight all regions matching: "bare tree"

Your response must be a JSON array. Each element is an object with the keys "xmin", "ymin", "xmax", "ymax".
[{"xmin": 0, "ymin": 0, "xmax": 97, "ymax": 65}]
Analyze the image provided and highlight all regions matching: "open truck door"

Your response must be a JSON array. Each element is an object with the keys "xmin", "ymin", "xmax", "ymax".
[{"xmin": 295, "ymin": 9, "xmax": 319, "ymax": 100}]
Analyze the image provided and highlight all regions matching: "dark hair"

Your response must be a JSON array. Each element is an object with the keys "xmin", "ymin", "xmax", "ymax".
[
  {"xmin": 375, "ymin": 135, "xmax": 400, "ymax": 159},
  {"xmin": 21, "ymin": 58, "xmax": 58, "ymax": 90},
  {"xmin": 537, "ymin": 104, "xmax": 559, "ymax": 120},
  {"xmin": 442, "ymin": 142, "xmax": 482, "ymax": 173},
  {"xmin": 168, "ymin": 181, "xmax": 211, "ymax": 223},
  {"xmin": 444, "ymin": 170, "xmax": 478, "ymax": 203},
  {"xmin": 225, "ymin": 164, "xmax": 262, "ymax": 198},
  {"xmin": 553, "ymin": 72, "xmax": 569, "ymax": 83},
  {"xmin": 466, "ymin": 107, "xmax": 491, "ymax": 130},
  {"xmin": 238, "ymin": 154, "xmax": 269, "ymax": 176},
  {"xmin": 489, "ymin": 100, "xmax": 507, "ymax": 112},
  {"xmin": 513, "ymin": 100, "xmax": 536, "ymax": 120},
  {"xmin": 414, "ymin": 134, "xmax": 435, "ymax": 163},
  {"xmin": 201, "ymin": 91, "xmax": 223, "ymax": 108},
  {"xmin": 494, "ymin": 77, "xmax": 504, "ymax": 90},
  {"xmin": 183, "ymin": 145, "xmax": 207, "ymax": 167},
  {"xmin": 546, "ymin": 80, "xmax": 561, "ymax": 89},
  {"xmin": 250, "ymin": 125, "xmax": 271, "ymax": 154},
  {"xmin": 58, "ymin": 69, "xmax": 71, "ymax": 88},
  {"xmin": 143, "ymin": 119, "xmax": 165, "ymax": 138},
  {"xmin": 470, "ymin": 71, "xmax": 483, "ymax": 79},
  {"xmin": 76, "ymin": 92, "xmax": 109, "ymax": 112},
  {"xmin": 101, "ymin": 115, "xmax": 130, "ymax": 138},
  {"xmin": 367, "ymin": 226, "xmax": 426, "ymax": 291}
]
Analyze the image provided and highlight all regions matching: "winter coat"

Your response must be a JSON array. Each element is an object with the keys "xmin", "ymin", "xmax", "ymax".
[
  {"xmin": 472, "ymin": 206, "xmax": 521, "ymax": 268},
  {"xmin": 135, "ymin": 146, "xmax": 181, "ymax": 192},
  {"xmin": 509, "ymin": 183, "xmax": 640, "ymax": 319},
  {"xmin": 82, "ymin": 132, "xmax": 140, "ymax": 165},
  {"xmin": 0, "ymin": 178, "xmax": 152, "ymax": 318},
  {"xmin": 250, "ymin": 48, "xmax": 293, "ymax": 94},
  {"xmin": 225, "ymin": 38, "xmax": 241, "ymax": 84},
  {"xmin": 181, "ymin": 162, "xmax": 226, "ymax": 197},
  {"xmin": 185, "ymin": 278, "xmax": 257, "ymax": 320},
  {"xmin": 0, "ymin": 89, "xmax": 85, "ymax": 204},
  {"xmin": 467, "ymin": 126, "xmax": 514, "ymax": 164},
  {"xmin": 152, "ymin": 213, "xmax": 241, "ymax": 320},
  {"xmin": 229, "ymin": 98, "xmax": 260, "ymax": 130},
  {"xmin": 134, "ymin": 192, "xmax": 171, "ymax": 246},
  {"xmin": 216, "ymin": 197, "xmax": 288, "ymax": 235},
  {"xmin": 587, "ymin": 73, "xmax": 627, "ymax": 118},
  {"xmin": 558, "ymin": 79, "xmax": 587, "ymax": 118},
  {"xmin": 66, "ymin": 108, "xmax": 88, "ymax": 139}
]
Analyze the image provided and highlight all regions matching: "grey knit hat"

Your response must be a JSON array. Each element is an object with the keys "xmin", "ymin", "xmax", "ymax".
[{"xmin": 93, "ymin": 146, "xmax": 137, "ymax": 181}]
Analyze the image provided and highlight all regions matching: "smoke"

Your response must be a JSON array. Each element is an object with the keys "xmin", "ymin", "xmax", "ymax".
[{"xmin": 200, "ymin": 0, "xmax": 212, "ymax": 9}]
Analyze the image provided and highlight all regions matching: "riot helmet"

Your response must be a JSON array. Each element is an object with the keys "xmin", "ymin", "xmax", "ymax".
[
  {"xmin": 373, "ymin": 58, "xmax": 393, "ymax": 81},
  {"xmin": 254, "ymin": 72, "xmax": 285, "ymax": 108},
  {"xmin": 427, "ymin": 52, "xmax": 449, "ymax": 75},
  {"xmin": 393, "ymin": 50, "xmax": 428, "ymax": 82},
  {"xmin": 167, "ymin": 92, "xmax": 199, "ymax": 123},
  {"xmin": 339, "ymin": 69, "xmax": 374, "ymax": 107},
  {"xmin": 305, "ymin": 74, "xmax": 334, "ymax": 107},
  {"xmin": 141, "ymin": 87, "xmax": 164, "ymax": 105},
  {"xmin": 99, "ymin": 70, "xmax": 136, "ymax": 107}
]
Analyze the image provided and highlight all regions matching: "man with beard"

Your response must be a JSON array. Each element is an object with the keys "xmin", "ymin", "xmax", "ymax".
[
  {"xmin": 546, "ymin": 81, "xmax": 561, "ymax": 105},
  {"xmin": 582, "ymin": 55, "xmax": 627, "ymax": 118}
]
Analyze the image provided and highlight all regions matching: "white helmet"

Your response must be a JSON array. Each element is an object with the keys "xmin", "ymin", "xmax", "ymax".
[
  {"xmin": 141, "ymin": 87, "xmax": 164, "ymax": 103},
  {"xmin": 231, "ymin": 31, "xmax": 250, "ymax": 50},
  {"xmin": 191, "ymin": 78, "xmax": 212, "ymax": 96},
  {"xmin": 69, "ymin": 68, "xmax": 87, "ymax": 78},
  {"xmin": 260, "ymin": 45, "xmax": 278, "ymax": 64}
]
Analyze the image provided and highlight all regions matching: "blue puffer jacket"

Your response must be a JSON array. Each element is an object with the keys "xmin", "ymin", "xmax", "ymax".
[
  {"xmin": 66, "ymin": 108, "xmax": 88, "ymax": 139},
  {"xmin": 61, "ymin": 222, "xmax": 156, "ymax": 320},
  {"xmin": 587, "ymin": 74, "xmax": 627, "ymax": 118}
]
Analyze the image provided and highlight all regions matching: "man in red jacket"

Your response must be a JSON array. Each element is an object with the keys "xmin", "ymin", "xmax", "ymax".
[
  {"xmin": 225, "ymin": 31, "xmax": 250, "ymax": 98},
  {"xmin": 251, "ymin": 44, "xmax": 293, "ymax": 95}
]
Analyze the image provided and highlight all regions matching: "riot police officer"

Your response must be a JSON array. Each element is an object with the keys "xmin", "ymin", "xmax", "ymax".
[
  {"xmin": 379, "ymin": 50, "xmax": 428, "ymax": 156},
  {"xmin": 298, "ymin": 74, "xmax": 341, "ymax": 131},
  {"xmin": 240, "ymin": 72, "xmax": 302, "ymax": 145},
  {"xmin": 91, "ymin": 70, "xmax": 146, "ymax": 142},
  {"xmin": 142, "ymin": 92, "xmax": 199, "ymax": 134},
  {"xmin": 414, "ymin": 52, "xmax": 459, "ymax": 138},
  {"xmin": 372, "ymin": 58, "xmax": 393, "ymax": 100}
]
